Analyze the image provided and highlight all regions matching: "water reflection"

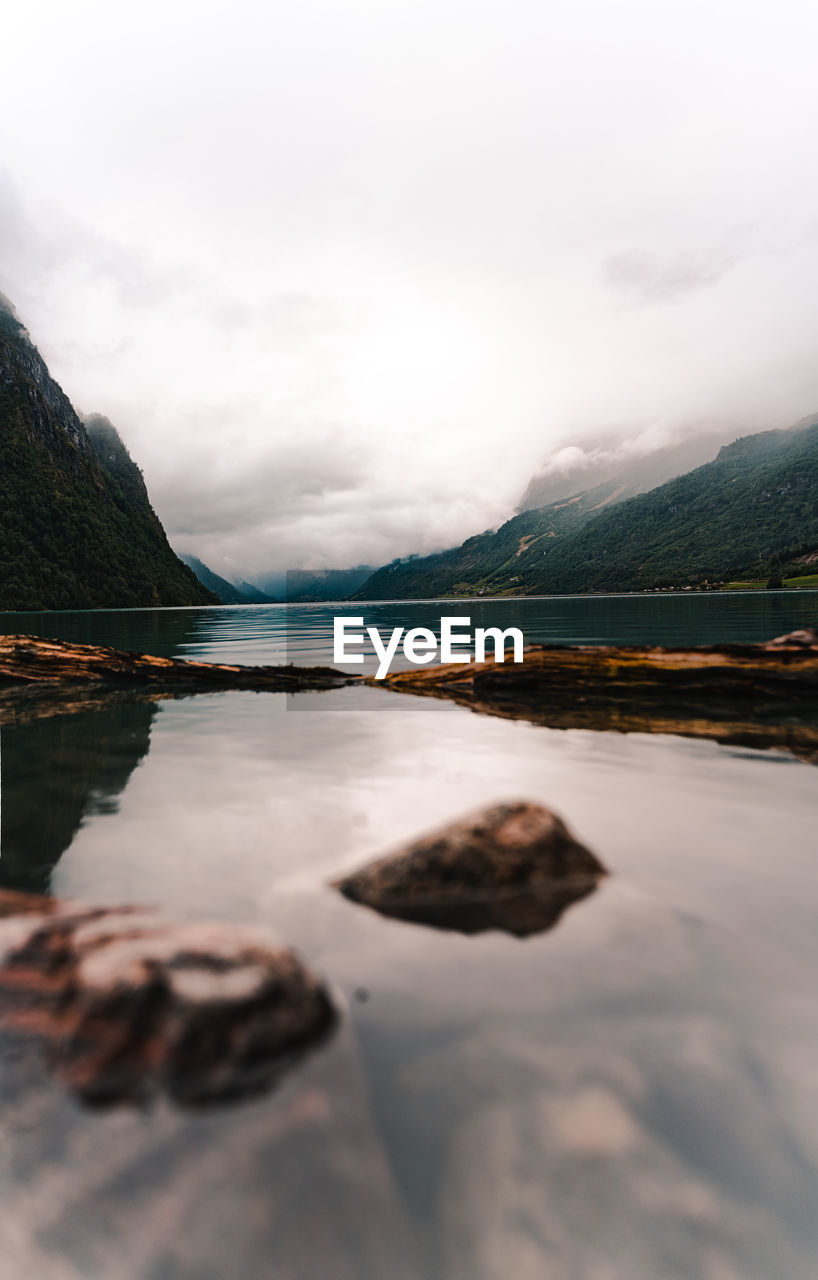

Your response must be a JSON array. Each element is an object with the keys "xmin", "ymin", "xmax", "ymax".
[
  {"xmin": 0, "ymin": 681, "xmax": 815, "ymax": 1276},
  {"xmin": 0, "ymin": 595, "xmax": 817, "ymax": 1276},
  {"xmin": 0, "ymin": 701, "xmax": 155, "ymax": 894},
  {"xmin": 337, "ymin": 879, "xmax": 602, "ymax": 937},
  {"xmin": 1, "ymin": 588, "xmax": 817, "ymax": 671}
]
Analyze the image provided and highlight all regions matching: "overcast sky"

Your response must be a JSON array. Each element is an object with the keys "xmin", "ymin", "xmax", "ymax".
[{"xmin": 2, "ymin": 0, "xmax": 818, "ymax": 579}]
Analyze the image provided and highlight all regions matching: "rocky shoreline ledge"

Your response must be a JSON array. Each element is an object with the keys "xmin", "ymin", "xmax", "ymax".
[
  {"xmin": 0, "ymin": 633, "xmax": 357, "ymax": 692},
  {"xmin": 0, "ymin": 633, "xmax": 361, "ymax": 724},
  {"xmin": 381, "ymin": 629, "xmax": 818, "ymax": 761},
  {"xmin": 2, "ymin": 629, "xmax": 815, "ymax": 758}
]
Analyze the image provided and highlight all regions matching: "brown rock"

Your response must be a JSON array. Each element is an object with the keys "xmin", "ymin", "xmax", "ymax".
[
  {"xmin": 334, "ymin": 801, "xmax": 607, "ymax": 938},
  {"xmin": 768, "ymin": 628, "xmax": 818, "ymax": 648},
  {"xmin": 0, "ymin": 633, "xmax": 355, "ymax": 692},
  {"xmin": 380, "ymin": 639, "xmax": 818, "ymax": 764},
  {"xmin": 0, "ymin": 891, "xmax": 336, "ymax": 1106}
]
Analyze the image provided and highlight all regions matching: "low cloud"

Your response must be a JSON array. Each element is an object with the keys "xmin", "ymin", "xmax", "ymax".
[
  {"xmin": 165, "ymin": 434, "xmax": 511, "ymax": 581},
  {"xmin": 518, "ymin": 419, "xmax": 740, "ymax": 512},
  {"xmin": 602, "ymin": 248, "xmax": 736, "ymax": 303},
  {"xmin": 4, "ymin": 0, "xmax": 818, "ymax": 587}
]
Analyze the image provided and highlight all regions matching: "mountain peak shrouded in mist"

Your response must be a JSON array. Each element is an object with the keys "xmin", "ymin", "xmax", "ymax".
[
  {"xmin": 355, "ymin": 415, "xmax": 818, "ymax": 599},
  {"xmin": 0, "ymin": 302, "xmax": 216, "ymax": 611},
  {"xmin": 0, "ymin": 291, "xmax": 23, "ymax": 327},
  {"xmin": 518, "ymin": 424, "xmax": 743, "ymax": 513},
  {"xmin": 5, "ymin": 0, "xmax": 818, "ymax": 577}
]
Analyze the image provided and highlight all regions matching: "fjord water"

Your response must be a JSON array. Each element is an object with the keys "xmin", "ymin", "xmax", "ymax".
[
  {"xmin": 4, "ymin": 586, "xmax": 818, "ymax": 670},
  {"xmin": 2, "ymin": 593, "xmax": 818, "ymax": 1278}
]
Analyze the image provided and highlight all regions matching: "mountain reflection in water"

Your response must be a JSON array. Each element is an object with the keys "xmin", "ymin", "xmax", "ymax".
[
  {"xmin": 0, "ymin": 701, "xmax": 155, "ymax": 894},
  {"xmin": 0, "ymin": 597, "xmax": 816, "ymax": 1278}
]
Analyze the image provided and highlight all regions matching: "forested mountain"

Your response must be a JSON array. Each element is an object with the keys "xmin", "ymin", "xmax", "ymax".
[
  {"xmin": 513, "ymin": 420, "xmax": 818, "ymax": 593},
  {"xmin": 355, "ymin": 419, "xmax": 818, "ymax": 599},
  {"xmin": 0, "ymin": 300, "xmax": 216, "ymax": 611},
  {"xmin": 352, "ymin": 479, "xmax": 626, "ymax": 599}
]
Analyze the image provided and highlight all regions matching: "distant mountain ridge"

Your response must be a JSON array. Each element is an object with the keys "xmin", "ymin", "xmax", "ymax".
[
  {"xmin": 355, "ymin": 417, "xmax": 818, "ymax": 599},
  {"xmin": 179, "ymin": 555, "xmax": 276, "ymax": 605},
  {"xmin": 261, "ymin": 565, "xmax": 375, "ymax": 602},
  {"xmin": 0, "ymin": 299, "xmax": 216, "ymax": 611}
]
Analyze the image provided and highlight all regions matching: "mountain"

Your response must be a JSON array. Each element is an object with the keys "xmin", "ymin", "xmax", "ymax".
[
  {"xmin": 515, "ymin": 418, "xmax": 818, "ymax": 594},
  {"xmin": 179, "ymin": 554, "xmax": 276, "ymax": 605},
  {"xmin": 0, "ymin": 299, "xmax": 215, "ymax": 611},
  {"xmin": 261, "ymin": 565, "xmax": 375, "ymax": 602},
  {"xmin": 233, "ymin": 578, "xmax": 276, "ymax": 603},
  {"xmin": 352, "ymin": 482, "xmax": 624, "ymax": 599},
  {"xmin": 355, "ymin": 419, "xmax": 818, "ymax": 598},
  {"xmin": 518, "ymin": 425, "xmax": 736, "ymax": 511}
]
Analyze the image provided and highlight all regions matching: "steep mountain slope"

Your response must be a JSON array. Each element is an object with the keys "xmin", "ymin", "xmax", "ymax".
[
  {"xmin": 0, "ymin": 302, "xmax": 216, "ymax": 611},
  {"xmin": 233, "ymin": 578, "xmax": 276, "ymax": 603},
  {"xmin": 353, "ymin": 478, "xmax": 626, "ymax": 599},
  {"xmin": 513, "ymin": 419, "xmax": 818, "ymax": 594},
  {"xmin": 355, "ymin": 419, "xmax": 818, "ymax": 599},
  {"xmin": 179, "ymin": 554, "xmax": 275, "ymax": 604}
]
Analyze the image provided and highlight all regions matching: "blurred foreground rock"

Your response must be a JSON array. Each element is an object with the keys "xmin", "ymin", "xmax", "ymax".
[
  {"xmin": 335, "ymin": 801, "xmax": 607, "ymax": 937},
  {"xmin": 0, "ymin": 890, "xmax": 336, "ymax": 1106}
]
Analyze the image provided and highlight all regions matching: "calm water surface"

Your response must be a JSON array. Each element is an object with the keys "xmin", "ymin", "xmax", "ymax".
[
  {"xmin": 3, "ymin": 587, "xmax": 818, "ymax": 670},
  {"xmin": 1, "ymin": 594, "xmax": 817, "ymax": 1278}
]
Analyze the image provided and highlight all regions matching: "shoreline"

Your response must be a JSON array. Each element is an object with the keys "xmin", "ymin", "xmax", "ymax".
[
  {"xmin": 3, "ymin": 630, "xmax": 816, "ymax": 762},
  {"xmin": 0, "ymin": 584, "xmax": 817, "ymax": 615}
]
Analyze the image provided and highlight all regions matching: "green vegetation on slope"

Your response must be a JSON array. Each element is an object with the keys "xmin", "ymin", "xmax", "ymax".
[
  {"xmin": 352, "ymin": 480, "xmax": 627, "ymax": 600},
  {"xmin": 0, "ymin": 308, "xmax": 216, "ymax": 611},
  {"xmin": 513, "ymin": 422, "xmax": 818, "ymax": 594},
  {"xmin": 356, "ymin": 420, "xmax": 818, "ymax": 599}
]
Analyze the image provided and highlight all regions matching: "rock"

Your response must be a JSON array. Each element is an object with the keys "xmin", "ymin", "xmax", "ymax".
[
  {"xmin": 768, "ymin": 628, "xmax": 818, "ymax": 648},
  {"xmin": 0, "ymin": 891, "xmax": 336, "ymax": 1106},
  {"xmin": 334, "ymin": 801, "xmax": 607, "ymax": 938},
  {"xmin": 0, "ymin": 633, "xmax": 355, "ymax": 692},
  {"xmin": 380, "ymin": 639, "xmax": 818, "ymax": 764}
]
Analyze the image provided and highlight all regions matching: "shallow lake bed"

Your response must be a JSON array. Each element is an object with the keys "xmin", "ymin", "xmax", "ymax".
[{"xmin": 1, "ymin": 595, "xmax": 817, "ymax": 1278}]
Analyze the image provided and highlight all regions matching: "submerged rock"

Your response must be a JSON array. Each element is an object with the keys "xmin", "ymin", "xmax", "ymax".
[
  {"xmin": 334, "ymin": 801, "xmax": 607, "ymax": 938},
  {"xmin": 768, "ymin": 628, "xmax": 818, "ymax": 648},
  {"xmin": 0, "ymin": 891, "xmax": 336, "ymax": 1106}
]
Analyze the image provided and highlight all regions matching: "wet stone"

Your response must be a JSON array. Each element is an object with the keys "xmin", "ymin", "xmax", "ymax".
[
  {"xmin": 334, "ymin": 801, "xmax": 607, "ymax": 938},
  {"xmin": 0, "ymin": 891, "xmax": 336, "ymax": 1106}
]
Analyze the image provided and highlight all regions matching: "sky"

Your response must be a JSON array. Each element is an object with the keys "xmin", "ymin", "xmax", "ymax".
[{"xmin": 2, "ymin": 0, "xmax": 818, "ymax": 581}]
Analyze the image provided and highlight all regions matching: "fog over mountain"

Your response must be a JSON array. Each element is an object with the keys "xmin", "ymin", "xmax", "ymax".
[
  {"xmin": 2, "ymin": 1, "xmax": 818, "ymax": 582},
  {"xmin": 518, "ymin": 423, "xmax": 741, "ymax": 513}
]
